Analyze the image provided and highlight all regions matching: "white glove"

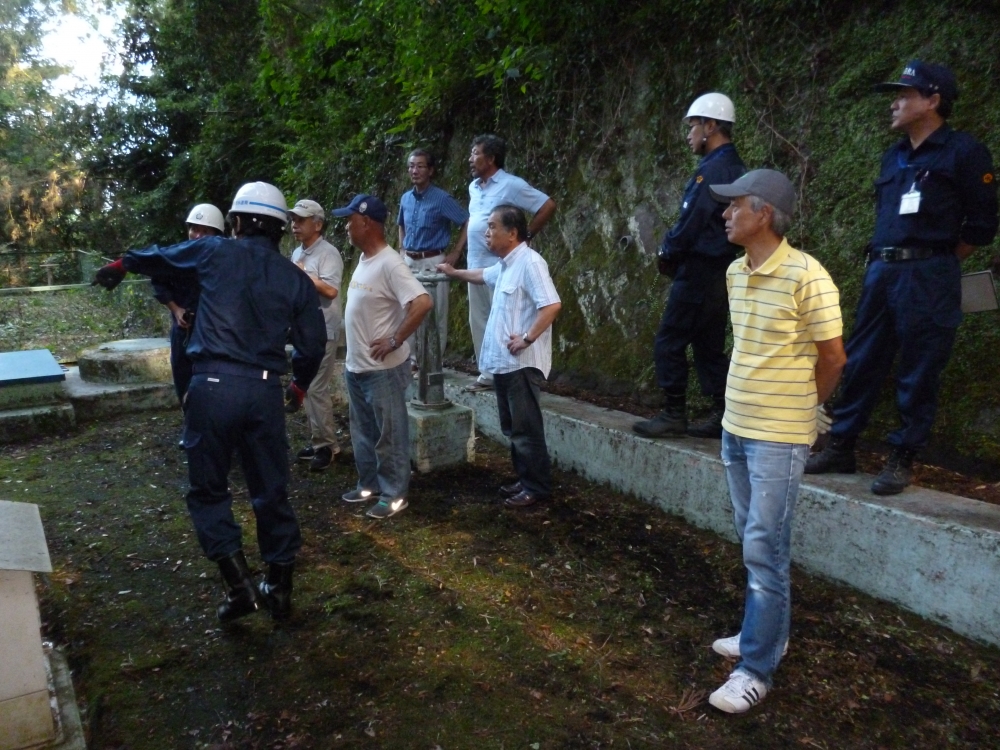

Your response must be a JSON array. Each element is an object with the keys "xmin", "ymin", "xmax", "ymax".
[{"xmin": 816, "ymin": 404, "xmax": 832, "ymax": 435}]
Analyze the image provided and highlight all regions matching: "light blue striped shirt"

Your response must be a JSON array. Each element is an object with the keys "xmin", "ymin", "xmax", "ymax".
[{"xmin": 479, "ymin": 243, "xmax": 560, "ymax": 377}]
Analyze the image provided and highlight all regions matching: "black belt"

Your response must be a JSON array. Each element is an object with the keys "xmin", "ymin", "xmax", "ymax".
[
  {"xmin": 405, "ymin": 249, "xmax": 446, "ymax": 259},
  {"xmin": 869, "ymin": 246, "xmax": 949, "ymax": 262},
  {"xmin": 192, "ymin": 360, "xmax": 280, "ymax": 380}
]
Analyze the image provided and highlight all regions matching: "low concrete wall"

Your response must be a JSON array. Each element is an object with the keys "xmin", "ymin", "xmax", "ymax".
[{"xmin": 442, "ymin": 370, "xmax": 1000, "ymax": 647}]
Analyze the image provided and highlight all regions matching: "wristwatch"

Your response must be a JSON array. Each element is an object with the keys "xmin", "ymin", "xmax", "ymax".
[
  {"xmin": 522, "ymin": 333, "xmax": 534, "ymax": 345},
  {"xmin": 388, "ymin": 336, "xmax": 398, "ymax": 350}
]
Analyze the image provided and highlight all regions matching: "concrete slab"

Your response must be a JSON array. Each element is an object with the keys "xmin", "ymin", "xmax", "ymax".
[
  {"xmin": 0, "ymin": 569, "xmax": 54, "ymax": 749},
  {"xmin": 45, "ymin": 648, "xmax": 86, "ymax": 750},
  {"xmin": 442, "ymin": 369, "xmax": 1000, "ymax": 647},
  {"xmin": 0, "ymin": 382, "xmax": 68, "ymax": 411},
  {"xmin": 62, "ymin": 366, "xmax": 176, "ymax": 422},
  {"xmin": 408, "ymin": 402, "xmax": 475, "ymax": 473},
  {"xmin": 0, "ymin": 404, "xmax": 75, "ymax": 445},
  {"xmin": 0, "ymin": 350, "xmax": 65, "ymax": 387},
  {"xmin": 0, "ymin": 501, "xmax": 52, "ymax": 573},
  {"xmin": 77, "ymin": 338, "xmax": 172, "ymax": 385}
]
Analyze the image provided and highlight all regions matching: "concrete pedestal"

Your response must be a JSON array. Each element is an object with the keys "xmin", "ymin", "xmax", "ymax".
[
  {"xmin": 77, "ymin": 338, "xmax": 172, "ymax": 385},
  {"xmin": 0, "ymin": 350, "xmax": 72, "ymax": 444},
  {"xmin": 0, "ymin": 500, "xmax": 55, "ymax": 750},
  {"xmin": 407, "ymin": 402, "xmax": 475, "ymax": 473}
]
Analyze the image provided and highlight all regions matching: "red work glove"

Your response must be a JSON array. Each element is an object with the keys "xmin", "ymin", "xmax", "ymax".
[
  {"xmin": 92, "ymin": 258, "xmax": 127, "ymax": 290},
  {"xmin": 284, "ymin": 382, "xmax": 306, "ymax": 413}
]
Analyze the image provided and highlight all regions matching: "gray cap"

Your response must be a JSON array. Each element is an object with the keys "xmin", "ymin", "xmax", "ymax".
[
  {"xmin": 709, "ymin": 169, "xmax": 796, "ymax": 216},
  {"xmin": 288, "ymin": 199, "xmax": 325, "ymax": 219}
]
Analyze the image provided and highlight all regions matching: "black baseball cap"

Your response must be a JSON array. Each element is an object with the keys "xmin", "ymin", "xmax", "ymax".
[
  {"xmin": 873, "ymin": 60, "xmax": 958, "ymax": 103},
  {"xmin": 330, "ymin": 194, "xmax": 388, "ymax": 223}
]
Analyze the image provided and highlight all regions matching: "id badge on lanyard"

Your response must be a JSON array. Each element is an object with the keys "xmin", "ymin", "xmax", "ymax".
[
  {"xmin": 897, "ymin": 148, "xmax": 932, "ymax": 215},
  {"xmin": 899, "ymin": 182, "xmax": 921, "ymax": 215}
]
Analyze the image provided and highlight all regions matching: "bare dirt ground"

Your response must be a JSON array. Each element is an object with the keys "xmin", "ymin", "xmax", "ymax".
[{"xmin": 5, "ymin": 406, "xmax": 998, "ymax": 749}]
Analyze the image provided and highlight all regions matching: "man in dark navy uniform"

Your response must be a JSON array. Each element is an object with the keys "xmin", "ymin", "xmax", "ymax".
[
  {"xmin": 633, "ymin": 92, "xmax": 746, "ymax": 439},
  {"xmin": 152, "ymin": 203, "xmax": 226, "ymax": 447},
  {"xmin": 807, "ymin": 61, "xmax": 998, "ymax": 494},
  {"xmin": 93, "ymin": 182, "xmax": 327, "ymax": 622}
]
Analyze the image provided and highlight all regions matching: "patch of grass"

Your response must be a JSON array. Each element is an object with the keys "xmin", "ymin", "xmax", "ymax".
[
  {"xmin": 0, "ymin": 284, "xmax": 167, "ymax": 360},
  {"xmin": 4, "ymin": 408, "xmax": 997, "ymax": 748}
]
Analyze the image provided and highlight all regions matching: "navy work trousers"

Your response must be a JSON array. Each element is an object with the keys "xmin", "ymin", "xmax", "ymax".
[
  {"xmin": 831, "ymin": 253, "xmax": 961, "ymax": 450},
  {"xmin": 654, "ymin": 256, "xmax": 731, "ymax": 398},
  {"xmin": 169, "ymin": 319, "xmax": 193, "ymax": 403},
  {"xmin": 183, "ymin": 368, "xmax": 302, "ymax": 564},
  {"xmin": 494, "ymin": 367, "xmax": 552, "ymax": 497}
]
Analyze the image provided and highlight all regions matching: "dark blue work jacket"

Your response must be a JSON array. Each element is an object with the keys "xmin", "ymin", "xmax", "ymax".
[
  {"xmin": 151, "ymin": 276, "xmax": 200, "ymax": 313},
  {"xmin": 661, "ymin": 143, "xmax": 746, "ymax": 260},
  {"xmin": 123, "ymin": 235, "xmax": 326, "ymax": 389},
  {"xmin": 871, "ymin": 124, "xmax": 998, "ymax": 251}
]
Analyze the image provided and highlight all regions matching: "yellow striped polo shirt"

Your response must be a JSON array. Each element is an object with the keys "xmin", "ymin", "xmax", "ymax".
[{"xmin": 722, "ymin": 238, "xmax": 842, "ymax": 445}]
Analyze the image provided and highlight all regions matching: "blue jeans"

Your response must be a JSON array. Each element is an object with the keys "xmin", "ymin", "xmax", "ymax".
[
  {"xmin": 345, "ymin": 360, "xmax": 412, "ymax": 501},
  {"xmin": 721, "ymin": 430, "xmax": 808, "ymax": 685}
]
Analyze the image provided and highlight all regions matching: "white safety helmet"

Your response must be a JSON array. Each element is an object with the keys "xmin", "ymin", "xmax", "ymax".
[
  {"xmin": 685, "ymin": 92, "xmax": 735, "ymax": 124},
  {"xmin": 184, "ymin": 204, "xmax": 225, "ymax": 233},
  {"xmin": 229, "ymin": 182, "xmax": 289, "ymax": 224}
]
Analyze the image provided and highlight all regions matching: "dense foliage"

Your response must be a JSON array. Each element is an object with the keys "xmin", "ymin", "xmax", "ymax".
[{"xmin": 0, "ymin": 0, "xmax": 101, "ymax": 286}]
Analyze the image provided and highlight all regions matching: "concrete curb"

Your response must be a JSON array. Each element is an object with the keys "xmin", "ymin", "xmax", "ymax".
[{"xmin": 440, "ymin": 369, "xmax": 1000, "ymax": 647}]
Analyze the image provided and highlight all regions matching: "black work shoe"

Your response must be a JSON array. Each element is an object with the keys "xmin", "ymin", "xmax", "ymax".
[
  {"xmin": 871, "ymin": 447, "xmax": 916, "ymax": 496},
  {"xmin": 687, "ymin": 403, "xmax": 725, "ymax": 438},
  {"xmin": 296, "ymin": 446, "xmax": 316, "ymax": 461},
  {"xmin": 499, "ymin": 481, "xmax": 523, "ymax": 497},
  {"xmin": 504, "ymin": 490, "xmax": 549, "ymax": 508},
  {"xmin": 216, "ymin": 550, "xmax": 263, "ymax": 623},
  {"xmin": 258, "ymin": 561, "xmax": 294, "ymax": 620},
  {"xmin": 633, "ymin": 409, "xmax": 687, "ymax": 438},
  {"xmin": 805, "ymin": 438, "xmax": 857, "ymax": 474},
  {"xmin": 309, "ymin": 446, "xmax": 334, "ymax": 472}
]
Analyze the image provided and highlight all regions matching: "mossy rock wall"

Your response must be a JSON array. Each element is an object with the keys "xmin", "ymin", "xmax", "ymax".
[{"xmin": 367, "ymin": 0, "xmax": 1000, "ymax": 467}]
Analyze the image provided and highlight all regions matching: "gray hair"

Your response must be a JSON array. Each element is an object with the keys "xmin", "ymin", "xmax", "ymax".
[{"xmin": 748, "ymin": 195, "xmax": 792, "ymax": 237}]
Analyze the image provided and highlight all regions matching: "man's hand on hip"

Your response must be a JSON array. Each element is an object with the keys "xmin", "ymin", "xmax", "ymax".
[{"xmin": 370, "ymin": 337, "xmax": 398, "ymax": 362}]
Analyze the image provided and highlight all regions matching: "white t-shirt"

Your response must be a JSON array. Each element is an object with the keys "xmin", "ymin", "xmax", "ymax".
[
  {"xmin": 291, "ymin": 237, "xmax": 343, "ymax": 338},
  {"xmin": 344, "ymin": 245, "xmax": 428, "ymax": 373}
]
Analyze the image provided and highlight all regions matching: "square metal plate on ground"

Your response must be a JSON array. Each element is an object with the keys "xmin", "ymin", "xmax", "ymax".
[{"xmin": 0, "ymin": 350, "xmax": 66, "ymax": 388}]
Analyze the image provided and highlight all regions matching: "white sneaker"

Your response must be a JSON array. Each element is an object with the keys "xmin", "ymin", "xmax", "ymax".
[
  {"xmin": 709, "ymin": 669, "xmax": 768, "ymax": 714},
  {"xmin": 712, "ymin": 632, "xmax": 788, "ymax": 658},
  {"xmin": 366, "ymin": 497, "xmax": 408, "ymax": 519},
  {"xmin": 342, "ymin": 489, "xmax": 375, "ymax": 503}
]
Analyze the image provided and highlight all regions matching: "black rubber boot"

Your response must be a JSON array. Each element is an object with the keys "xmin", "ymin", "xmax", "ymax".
[
  {"xmin": 216, "ymin": 550, "xmax": 263, "ymax": 623},
  {"xmin": 687, "ymin": 397, "xmax": 726, "ymax": 439},
  {"xmin": 633, "ymin": 393, "xmax": 687, "ymax": 438},
  {"xmin": 259, "ymin": 561, "xmax": 295, "ymax": 620},
  {"xmin": 871, "ymin": 447, "xmax": 916, "ymax": 496},
  {"xmin": 804, "ymin": 436, "xmax": 857, "ymax": 474}
]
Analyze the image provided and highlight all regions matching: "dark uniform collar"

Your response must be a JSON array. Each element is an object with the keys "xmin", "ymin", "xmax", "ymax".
[
  {"xmin": 701, "ymin": 142, "xmax": 737, "ymax": 164},
  {"xmin": 899, "ymin": 123, "xmax": 952, "ymax": 154}
]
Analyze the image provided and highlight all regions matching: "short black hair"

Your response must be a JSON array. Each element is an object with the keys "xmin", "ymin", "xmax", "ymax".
[
  {"xmin": 472, "ymin": 134, "xmax": 506, "ymax": 169},
  {"xmin": 408, "ymin": 148, "xmax": 435, "ymax": 170},
  {"xmin": 491, "ymin": 204, "xmax": 528, "ymax": 241},
  {"xmin": 230, "ymin": 213, "xmax": 285, "ymax": 243},
  {"xmin": 933, "ymin": 94, "xmax": 954, "ymax": 119},
  {"xmin": 693, "ymin": 117, "xmax": 733, "ymax": 139}
]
